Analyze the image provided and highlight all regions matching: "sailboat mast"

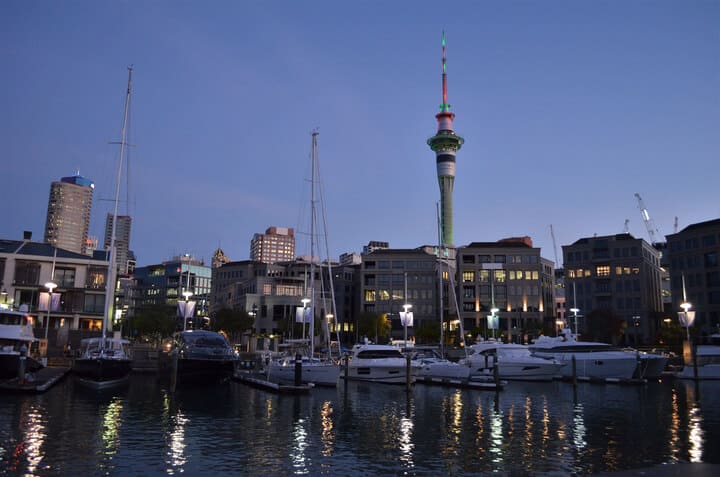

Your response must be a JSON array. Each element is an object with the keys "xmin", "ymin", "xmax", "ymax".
[
  {"xmin": 309, "ymin": 130, "xmax": 319, "ymax": 355},
  {"xmin": 436, "ymin": 202, "xmax": 444, "ymax": 357},
  {"xmin": 102, "ymin": 65, "xmax": 133, "ymax": 340}
]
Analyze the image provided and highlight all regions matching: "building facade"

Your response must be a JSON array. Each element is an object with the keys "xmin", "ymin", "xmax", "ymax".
[
  {"xmin": 665, "ymin": 218, "xmax": 720, "ymax": 336},
  {"xmin": 0, "ymin": 233, "xmax": 110, "ymax": 340},
  {"xmin": 250, "ymin": 226, "xmax": 295, "ymax": 264},
  {"xmin": 104, "ymin": 214, "xmax": 134, "ymax": 275},
  {"xmin": 134, "ymin": 255, "xmax": 211, "ymax": 328},
  {"xmin": 562, "ymin": 233, "xmax": 663, "ymax": 344},
  {"xmin": 44, "ymin": 173, "xmax": 94, "ymax": 255},
  {"xmin": 457, "ymin": 238, "xmax": 555, "ymax": 343}
]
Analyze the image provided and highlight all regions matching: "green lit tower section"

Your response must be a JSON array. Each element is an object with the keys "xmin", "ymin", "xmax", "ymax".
[{"xmin": 427, "ymin": 32, "xmax": 464, "ymax": 247}]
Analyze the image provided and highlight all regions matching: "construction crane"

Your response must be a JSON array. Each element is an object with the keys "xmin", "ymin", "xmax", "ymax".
[
  {"xmin": 674, "ymin": 216, "xmax": 679, "ymax": 233},
  {"xmin": 634, "ymin": 193, "xmax": 661, "ymax": 244},
  {"xmin": 550, "ymin": 224, "xmax": 560, "ymax": 268},
  {"xmin": 623, "ymin": 219, "xmax": 629, "ymax": 233}
]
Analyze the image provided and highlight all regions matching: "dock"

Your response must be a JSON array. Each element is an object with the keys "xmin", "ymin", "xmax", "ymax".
[
  {"xmin": 417, "ymin": 376, "xmax": 506, "ymax": 390},
  {"xmin": 232, "ymin": 371, "xmax": 313, "ymax": 394},
  {"xmin": 0, "ymin": 366, "xmax": 70, "ymax": 393}
]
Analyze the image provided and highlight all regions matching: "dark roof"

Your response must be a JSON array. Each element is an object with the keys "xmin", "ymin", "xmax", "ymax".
[
  {"xmin": 463, "ymin": 242, "xmax": 533, "ymax": 249},
  {"xmin": 674, "ymin": 218, "xmax": 720, "ymax": 236},
  {"xmin": 0, "ymin": 239, "xmax": 99, "ymax": 260},
  {"xmin": 365, "ymin": 248, "xmax": 433, "ymax": 256},
  {"xmin": 568, "ymin": 233, "xmax": 639, "ymax": 247}
]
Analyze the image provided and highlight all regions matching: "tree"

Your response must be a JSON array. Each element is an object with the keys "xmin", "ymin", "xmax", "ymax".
[
  {"xmin": 584, "ymin": 308, "xmax": 625, "ymax": 344},
  {"xmin": 357, "ymin": 311, "xmax": 390, "ymax": 343},
  {"xmin": 212, "ymin": 308, "xmax": 254, "ymax": 343},
  {"xmin": 132, "ymin": 305, "xmax": 176, "ymax": 344}
]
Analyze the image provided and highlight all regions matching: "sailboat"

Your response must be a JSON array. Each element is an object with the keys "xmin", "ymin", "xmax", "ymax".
[
  {"xmin": 73, "ymin": 67, "xmax": 134, "ymax": 388},
  {"xmin": 267, "ymin": 131, "xmax": 340, "ymax": 387}
]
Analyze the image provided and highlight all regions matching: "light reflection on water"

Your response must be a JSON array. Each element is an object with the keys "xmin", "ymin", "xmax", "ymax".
[{"xmin": 0, "ymin": 376, "xmax": 718, "ymax": 476}]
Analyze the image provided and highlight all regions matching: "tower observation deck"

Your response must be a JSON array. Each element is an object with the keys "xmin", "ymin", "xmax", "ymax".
[{"xmin": 427, "ymin": 32, "xmax": 464, "ymax": 247}]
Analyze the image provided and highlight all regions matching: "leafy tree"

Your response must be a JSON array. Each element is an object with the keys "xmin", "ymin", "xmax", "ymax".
[
  {"xmin": 132, "ymin": 305, "xmax": 176, "ymax": 344},
  {"xmin": 584, "ymin": 308, "xmax": 625, "ymax": 344},
  {"xmin": 415, "ymin": 320, "xmax": 440, "ymax": 344},
  {"xmin": 357, "ymin": 311, "xmax": 391, "ymax": 343},
  {"xmin": 212, "ymin": 308, "xmax": 254, "ymax": 343}
]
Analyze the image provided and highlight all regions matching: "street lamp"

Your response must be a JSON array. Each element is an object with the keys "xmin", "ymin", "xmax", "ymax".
[
  {"xmin": 401, "ymin": 303, "xmax": 412, "ymax": 347},
  {"xmin": 44, "ymin": 281, "xmax": 57, "ymax": 341}
]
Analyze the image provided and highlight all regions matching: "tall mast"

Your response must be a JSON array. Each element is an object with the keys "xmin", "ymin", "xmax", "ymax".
[
  {"xmin": 103, "ymin": 65, "xmax": 133, "ymax": 340},
  {"xmin": 309, "ymin": 130, "xmax": 318, "ymax": 354}
]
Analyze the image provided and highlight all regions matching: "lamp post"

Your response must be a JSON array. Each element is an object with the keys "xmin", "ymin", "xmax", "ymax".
[
  {"xmin": 182, "ymin": 255, "xmax": 193, "ymax": 331},
  {"xmin": 44, "ymin": 281, "xmax": 57, "ymax": 341}
]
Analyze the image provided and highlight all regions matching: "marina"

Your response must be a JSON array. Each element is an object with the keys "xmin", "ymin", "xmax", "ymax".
[{"xmin": 1, "ymin": 372, "xmax": 719, "ymax": 475}]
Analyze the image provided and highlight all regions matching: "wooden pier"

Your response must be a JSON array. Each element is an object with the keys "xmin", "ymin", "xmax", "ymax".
[
  {"xmin": 0, "ymin": 366, "xmax": 70, "ymax": 393},
  {"xmin": 232, "ymin": 371, "xmax": 313, "ymax": 394},
  {"xmin": 417, "ymin": 376, "xmax": 506, "ymax": 390}
]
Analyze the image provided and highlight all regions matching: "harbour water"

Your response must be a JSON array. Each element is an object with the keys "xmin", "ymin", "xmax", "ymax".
[{"xmin": 1, "ymin": 374, "xmax": 718, "ymax": 476}]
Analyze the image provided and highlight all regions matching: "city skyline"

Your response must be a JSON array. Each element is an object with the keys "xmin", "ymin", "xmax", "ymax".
[{"xmin": 2, "ymin": 1, "xmax": 718, "ymax": 266}]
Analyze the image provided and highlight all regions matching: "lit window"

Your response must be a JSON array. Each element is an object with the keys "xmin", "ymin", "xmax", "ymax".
[{"xmin": 596, "ymin": 266, "xmax": 610, "ymax": 277}]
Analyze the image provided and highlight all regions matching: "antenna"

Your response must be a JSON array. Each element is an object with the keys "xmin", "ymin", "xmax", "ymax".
[
  {"xmin": 623, "ymin": 219, "xmax": 629, "ymax": 233},
  {"xmin": 674, "ymin": 216, "xmax": 679, "ymax": 233},
  {"xmin": 441, "ymin": 31, "xmax": 448, "ymax": 112}
]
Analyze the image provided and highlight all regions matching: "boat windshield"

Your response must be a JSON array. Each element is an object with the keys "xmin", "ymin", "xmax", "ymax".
[{"xmin": 183, "ymin": 333, "xmax": 228, "ymax": 348}]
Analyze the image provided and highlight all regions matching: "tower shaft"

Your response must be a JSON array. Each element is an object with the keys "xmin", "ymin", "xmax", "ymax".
[{"xmin": 427, "ymin": 32, "xmax": 463, "ymax": 247}]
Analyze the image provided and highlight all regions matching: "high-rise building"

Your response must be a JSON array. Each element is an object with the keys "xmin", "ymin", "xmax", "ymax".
[
  {"xmin": 44, "ymin": 173, "xmax": 94, "ymax": 254},
  {"xmin": 104, "ymin": 214, "xmax": 132, "ymax": 275},
  {"xmin": 250, "ymin": 227, "xmax": 295, "ymax": 263},
  {"xmin": 427, "ymin": 33, "xmax": 464, "ymax": 247}
]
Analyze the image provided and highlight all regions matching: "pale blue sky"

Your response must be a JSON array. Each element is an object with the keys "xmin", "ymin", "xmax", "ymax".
[{"xmin": 2, "ymin": 1, "xmax": 718, "ymax": 266}]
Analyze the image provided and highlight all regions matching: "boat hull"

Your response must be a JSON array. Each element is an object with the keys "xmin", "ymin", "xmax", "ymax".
[
  {"xmin": 675, "ymin": 364, "xmax": 720, "ymax": 380},
  {"xmin": 346, "ymin": 362, "xmax": 415, "ymax": 384},
  {"xmin": 73, "ymin": 357, "xmax": 132, "ymax": 387},
  {"xmin": 159, "ymin": 354, "xmax": 236, "ymax": 385},
  {"xmin": 533, "ymin": 352, "xmax": 637, "ymax": 380},
  {"xmin": 415, "ymin": 361, "xmax": 471, "ymax": 381},
  {"xmin": 467, "ymin": 360, "xmax": 563, "ymax": 382},
  {"xmin": 268, "ymin": 361, "xmax": 339, "ymax": 387}
]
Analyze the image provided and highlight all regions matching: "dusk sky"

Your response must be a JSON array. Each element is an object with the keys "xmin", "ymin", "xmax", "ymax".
[{"xmin": 2, "ymin": 1, "xmax": 718, "ymax": 267}]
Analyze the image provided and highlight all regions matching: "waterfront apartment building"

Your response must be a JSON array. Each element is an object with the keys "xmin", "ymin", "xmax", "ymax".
[
  {"xmin": 104, "ymin": 214, "xmax": 134, "ymax": 275},
  {"xmin": 0, "ymin": 233, "xmax": 110, "ymax": 353},
  {"xmin": 562, "ymin": 233, "xmax": 663, "ymax": 345},
  {"xmin": 211, "ymin": 258, "xmax": 358, "ymax": 343},
  {"xmin": 134, "ymin": 255, "xmax": 211, "ymax": 328},
  {"xmin": 457, "ymin": 238, "xmax": 555, "ymax": 343},
  {"xmin": 359, "ymin": 247, "xmax": 445, "ymax": 343},
  {"xmin": 665, "ymin": 218, "xmax": 720, "ymax": 336},
  {"xmin": 250, "ymin": 227, "xmax": 295, "ymax": 264},
  {"xmin": 44, "ymin": 173, "xmax": 94, "ymax": 255}
]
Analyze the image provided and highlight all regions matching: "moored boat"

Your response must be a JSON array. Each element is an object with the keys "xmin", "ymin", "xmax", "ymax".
[
  {"xmin": 411, "ymin": 347, "xmax": 470, "ymax": 381},
  {"xmin": 675, "ymin": 334, "xmax": 720, "ymax": 380},
  {"xmin": 529, "ymin": 329, "xmax": 638, "ymax": 380},
  {"xmin": 462, "ymin": 339, "xmax": 564, "ymax": 381},
  {"xmin": 344, "ymin": 342, "xmax": 414, "ymax": 384},
  {"xmin": 74, "ymin": 336, "xmax": 132, "ymax": 388},
  {"xmin": 0, "ymin": 309, "xmax": 44, "ymax": 380},
  {"xmin": 159, "ymin": 330, "xmax": 237, "ymax": 385}
]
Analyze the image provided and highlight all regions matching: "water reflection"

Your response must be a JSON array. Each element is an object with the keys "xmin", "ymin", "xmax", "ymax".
[
  {"xmin": 20, "ymin": 404, "xmax": 46, "ymax": 475},
  {"xmin": 320, "ymin": 400, "xmax": 334, "ymax": 457},
  {"xmin": 101, "ymin": 398, "xmax": 123, "ymax": 457}
]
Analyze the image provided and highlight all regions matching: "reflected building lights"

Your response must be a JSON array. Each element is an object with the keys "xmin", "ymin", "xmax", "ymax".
[
  {"xmin": 101, "ymin": 399, "xmax": 123, "ymax": 457},
  {"xmin": 572, "ymin": 404, "xmax": 587, "ymax": 452},
  {"xmin": 291, "ymin": 417, "xmax": 309, "ymax": 474},
  {"xmin": 398, "ymin": 416, "xmax": 415, "ymax": 470},
  {"xmin": 320, "ymin": 401, "xmax": 335, "ymax": 457},
  {"xmin": 167, "ymin": 411, "xmax": 188, "ymax": 474},
  {"xmin": 489, "ymin": 410, "xmax": 504, "ymax": 464},
  {"xmin": 22, "ymin": 406, "xmax": 46, "ymax": 475},
  {"xmin": 668, "ymin": 390, "xmax": 680, "ymax": 461},
  {"xmin": 688, "ymin": 405, "xmax": 703, "ymax": 463}
]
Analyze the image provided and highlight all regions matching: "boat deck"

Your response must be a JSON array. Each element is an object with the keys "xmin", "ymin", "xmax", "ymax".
[{"xmin": 0, "ymin": 366, "xmax": 70, "ymax": 393}]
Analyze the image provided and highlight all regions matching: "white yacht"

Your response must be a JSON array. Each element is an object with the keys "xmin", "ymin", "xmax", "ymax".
[
  {"xmin": 267, "ymin": 354, "xmax": 340, "ymax": 387},
  {"xmin": 675, "ymin": 334, "xmax": 720, "ymax": 380},
  {"xmin": 344, "ymin": 343, "xmax": 415, "ymax": 384},
  {"xmin": 623, "ymin": 348, "xmax": 668, "ymax": 379},
  {"xmin": 528, "ymin": 329, "xmax": 639, "ymax": 380},
  {"xmin": 411, "ymin": 347, "xmax": 471, "ymax": 381},
  {"xmin": 0, "ymin": 309, "xmax": 43, "ymax": 380},
  {"xmin": 461, "ymin": 339, "xmax": 564, "ymax": 381}
]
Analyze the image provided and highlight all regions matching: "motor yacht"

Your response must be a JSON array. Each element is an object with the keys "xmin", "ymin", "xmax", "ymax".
[
  {"xmin": 159, "ymin": 330, "xmax": 237, "ymax": 385},
  {"xmin": 676, "ymin": 333, "xmax": 720, "ymax": 380},
  {"xmin": 411, "ymin": 347, "xmax": 471, "ymax": 381},
  {"xmin": 0, "ymin": 309, "xmax": 43, "ymax": 380},
  {"xmin": 529, "ymin": 329, "xmax": 638, "ymax": 380},
  {"xmin": 344, "ymin": 342, "xmax": 415, "ymax": 384},
  {"xmin": 461, "ymin": 339, "xmax": 564, "ymax": 381}
]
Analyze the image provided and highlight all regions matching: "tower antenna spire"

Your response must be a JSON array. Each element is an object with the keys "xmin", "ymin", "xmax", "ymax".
[{"xmin": 441, "ymin": 30, "xmax": 448, "ymax": 111}]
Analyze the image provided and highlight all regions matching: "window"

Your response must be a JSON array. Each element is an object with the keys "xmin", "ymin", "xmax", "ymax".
[
  {"xmin": 705, "ymin": 252, "xmax": 718, "ymax": 268},
  {"xmin": 463, "ymin": 286, "xmax": 475, "ymax": 299},
  {"xmin": 494, "ymin": 255, "xmax": 506, "ymax": 263},
  {"xmin": 462, "ymin": 255, "xmax": 475, "ymax": 264},
  {"xmin": 86, "ymin": 266, "xmax": 106, "ymax": 289},
  {"xmin": 462, "ymin": 271, "xmax": 475, "ymax": 282},
  {"xmin": 478, "ymin": 255, "xmax": 491, "ymax": 263},
  {"xmin": 84, "ymin": 294, "xmax": 104, "ymax": 313},
  {"xmin": 378, "ymin": 261, "xmax": 390, "ymax": 269},
  {"xmin": 596, "ymin": 265, "xmax": 610, "ymax": 277},
  {"xmin": 54, "ymin": 267, "xmax": 75, "ymax": 288},
  {"xmin": 364, "ymin": 290, "xmax": 376, "ymax": 301},
  {"xmin": 532, "ymin": 271, "xmax": 539, "ymax": 280},
  {"xmin": 364, "ymin": 275, "xmax": 375, "ymax": 286},
  {"xmin": 13, "ymin": 261, "xmax": 40, "ymax": 286},
  {"xmin": 479, "ymin": 270, "xmax": 489, "ymax": 282},
  {"xmin": 494, "ymin": 270, "xmax": 506, "ymax": 283}
]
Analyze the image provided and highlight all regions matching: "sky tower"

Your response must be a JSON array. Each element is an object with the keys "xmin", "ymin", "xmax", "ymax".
[{"xmin": 427, "ymin": 32, "xmax": 464, "ymax": 247}]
